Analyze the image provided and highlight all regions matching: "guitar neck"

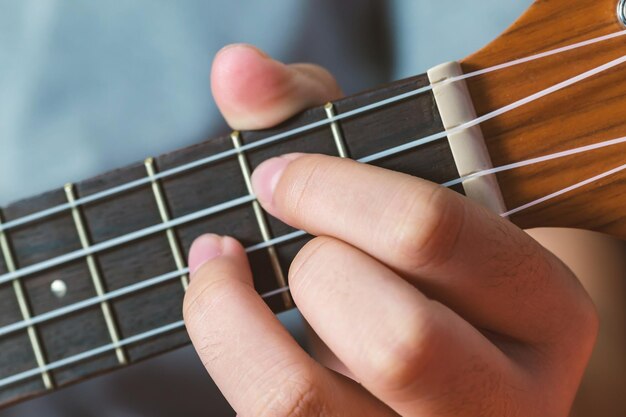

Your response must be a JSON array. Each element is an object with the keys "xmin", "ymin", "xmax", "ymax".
[{"xmin": 0, "ymin": 72, "xmax": 462, "ymax": 407}]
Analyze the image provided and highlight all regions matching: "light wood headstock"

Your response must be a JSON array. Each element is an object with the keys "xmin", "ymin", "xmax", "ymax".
[{"xmin": 462, "ymin": 0, "xmax": 626, "ymax": 239}]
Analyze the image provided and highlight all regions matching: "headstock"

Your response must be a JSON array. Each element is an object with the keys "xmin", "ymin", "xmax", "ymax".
[{"xmin": 462, "ymin": 0, "xmax": 626, "ymax": 239}]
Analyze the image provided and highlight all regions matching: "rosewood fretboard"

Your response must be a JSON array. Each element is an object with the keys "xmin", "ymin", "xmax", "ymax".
[{"xmin": 0, "ymin": 73, "xmax": 462, "ymax": 408}]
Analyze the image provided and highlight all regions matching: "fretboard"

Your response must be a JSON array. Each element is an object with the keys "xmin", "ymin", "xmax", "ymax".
[{"xmin": 0, "ymin": 73, "xmax": 462, "ymax": 408}]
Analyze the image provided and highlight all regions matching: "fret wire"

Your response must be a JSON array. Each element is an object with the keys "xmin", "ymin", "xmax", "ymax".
[
  {"xmin": 144, "ymin": 158, "xmax": 189, "ymax": 290},
  {"xmin": 231, "ymin": 132, "xmax": 292, "ymax": 309},
  {"xmin": 64, "ymin": 184, "xmax": 127, "ymax": 365},
  {"xmin": 0, "ymin": 285, "xmax": 290, "ymax": 390},
  {"xmin": 324, "ymin": 103, "xmax": 349, "ymax": 158},
  {"xmin": 2, "ymin": 29, "xmax": 626, "ymax": 236},
  {"xmin": 0, "ymin": 213, "xmax": 54, "ymax": 389}
]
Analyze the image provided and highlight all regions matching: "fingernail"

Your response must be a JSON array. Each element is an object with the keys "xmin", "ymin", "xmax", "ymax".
[
  {"xmin": 251, "ymin": 153, "xmax": 304, "ymax": 207},
  {"xmin": 188, "ymin": 234, "xmax": 224, "ymax": 277},
  {"xmin": 218, "ymin": 43, "xmax": 270, "ymax": 59}
]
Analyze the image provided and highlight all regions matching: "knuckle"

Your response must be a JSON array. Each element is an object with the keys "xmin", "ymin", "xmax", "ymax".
[
  {"xmin": 364, "ymin": 304, "xmax": 441, "ymax": 392},
  {"xmin": 390, "ymin": 186, "xmax": 466, "ymax": 271},
  {"xmin": 255, "ymin": 366, "xmax": 326, "ymax": 417}
]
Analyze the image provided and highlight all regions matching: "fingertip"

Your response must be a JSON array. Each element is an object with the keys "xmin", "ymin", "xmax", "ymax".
[
  {"xmin": 251, "ymin": 153, "xmax": 305, "ymax": 211},
  {"xmin": 211, "ymin": 44, "xmax": 293, "ymax": 129},
  {"xmin": 211, "ymin": 44, "xmax": 342, "ymax": 130},
  {"xmin": 220, "ymin": 235, "xmax": 247, "ymax": 257},
  {"xmin": 188, "ymin": 234, "xmax": 224, "ymax": 277},
  {"xmin": 188, "ymin": 234, "xmax": 247, "ymax": 279},
  {"xmin": 216, "ymin": 43, "xmax": 270, "ymax": 60}
]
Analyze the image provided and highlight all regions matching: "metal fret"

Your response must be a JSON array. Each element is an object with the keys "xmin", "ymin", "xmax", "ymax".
[
  {"xmin": 231, "ymin": 132, "xmax": 292, "ymax": 308},
  {"xmin": 324, "ymin": 102, "xmax": 350, "ymax": 158},
  {"xmin": 64, "ymin": 184, "xmax": 127, "ymax": 365},
  {"xmin": 0, "ymin": 213, "xmax": 54, "ymax": 389},
  {"xmin": 144, "ymin": 158, "xmax": 189, "ymax": 290}
]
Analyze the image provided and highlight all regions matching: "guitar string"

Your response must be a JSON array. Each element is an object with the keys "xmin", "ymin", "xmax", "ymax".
[
  {"xmin": 0, "ymin": 285, "xmax": 291, "ymax": 389},
  {"xmin": 0, "ymin": 158, "xmax": 624, "ymax": 390},
  {"xmin": 0, "ymin": 135, "xmax": 623, "ymax": 340},
  {"xmin": 1, "ymin": 29, "xmax": 625, "ymax": 234},
  {"xmin": 2, "ymin": 34, "xmax": 626, "ymax": 389},
  {"xmin": 0, "ymin": 51, "xmax": 624, "ymax": 286},
  {"xmin": 501, "ymin": 163, "xmax": 626, "ymax": 218},
  {"xmin": 442, "ymin": 136, "xmax": 626, "ymax": 187}
]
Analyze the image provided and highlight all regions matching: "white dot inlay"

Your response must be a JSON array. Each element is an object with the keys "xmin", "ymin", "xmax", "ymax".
[{"xmin": 50, "ymin": 280, "xmax": 68, "ymax": 298}]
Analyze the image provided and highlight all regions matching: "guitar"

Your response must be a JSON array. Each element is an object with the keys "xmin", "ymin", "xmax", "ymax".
[{"xmin": 0, "ymin": 0, "xmax": 624, "ymax": 410}]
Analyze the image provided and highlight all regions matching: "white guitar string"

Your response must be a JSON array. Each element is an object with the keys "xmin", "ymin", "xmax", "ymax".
[
  {"xmin": 1, "ymin": 53, "xmax": 624, "ymax": 286},
  {"xmin": 1, "ymin": 29, "xmax": 625, "ymax": 234},
  {"xmin": 0, "ymin": 135, "xmax": 623, "ymax": 340},
  {"xmin": 501, "ymin": 163, "xmax": 626, "ymax": 218},
  {"xmin": 360, "ymin": 55, "xmax": 626, "ymax": 163},
  {"xmin": 443, "ymin": 136, "xmax": 626, "ymax": 187},
  {"xmin": 0, "ymin": 285, "xmax": 291, "ymax": 389},
  {"xmin": 448, "ymin": 30, "xmax": 626, "ymax": 85}
]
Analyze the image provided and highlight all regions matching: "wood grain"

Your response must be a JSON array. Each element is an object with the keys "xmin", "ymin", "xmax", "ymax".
[{"xmin": 462, "ymin": 0, "xmax": 626, "ymax": 239}]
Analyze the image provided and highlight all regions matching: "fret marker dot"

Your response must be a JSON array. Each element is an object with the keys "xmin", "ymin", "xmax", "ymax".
[{"xmin": 51, "ymin": 279, "xmax": 68, "ymax": 298}]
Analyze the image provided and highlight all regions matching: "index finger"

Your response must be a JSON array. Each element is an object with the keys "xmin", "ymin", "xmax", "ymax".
[{"xmin": 250, "ymin": 154, "xmax": 594, "ymax": 347}]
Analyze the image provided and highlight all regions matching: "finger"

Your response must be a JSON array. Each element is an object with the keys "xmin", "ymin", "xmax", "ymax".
[
  {"xmin": 184, "ymin": 234, "xmax": 397, "ymax": 417},
  {"xmin": 290, "ymin": 236, "xmax": 523, "ymax": 417},
  {"xmin": 305, "ymin": 322, "xmax": 353, "ymax": 378},
  {"xmin": 251, "ymin": 154, "xmax": 595, "ymax": 347},
  {"xmin": 211, "ymin": 44, "xmax": 342, "ymax": 130}
]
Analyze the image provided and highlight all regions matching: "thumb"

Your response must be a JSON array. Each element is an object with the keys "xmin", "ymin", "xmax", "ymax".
[{"xmin": 211, "ymin": 44, "xmax": 342, "ymax": 130}]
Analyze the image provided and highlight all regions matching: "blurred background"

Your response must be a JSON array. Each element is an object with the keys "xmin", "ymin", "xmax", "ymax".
[{"xmin": 0, "ymin": 1, "xmax": 623, "ymax": 416}]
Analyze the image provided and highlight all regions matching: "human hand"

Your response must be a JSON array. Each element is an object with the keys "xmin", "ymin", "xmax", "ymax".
[{"xmin": 183, "ymin": 44, "xmax": 598, "ymax": 417}]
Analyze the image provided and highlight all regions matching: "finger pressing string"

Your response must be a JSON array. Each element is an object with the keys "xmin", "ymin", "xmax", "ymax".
[{"xmin": 183, "ymin": 233, "xmax": 397, "ymax": 417}]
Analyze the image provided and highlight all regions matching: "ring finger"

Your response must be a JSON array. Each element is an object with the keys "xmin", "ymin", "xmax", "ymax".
[{"xmin": 289, "ymin": 236, "xmax": 523, "ymax": 417}]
